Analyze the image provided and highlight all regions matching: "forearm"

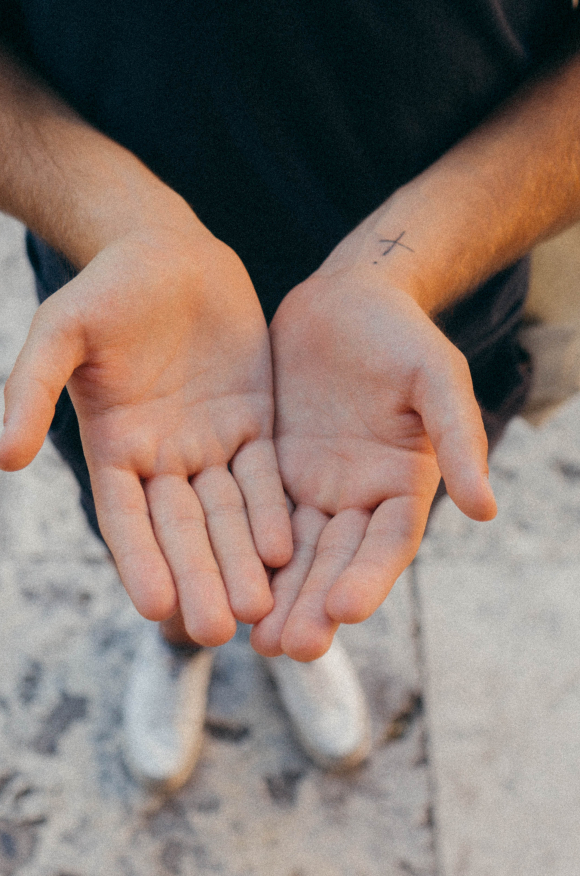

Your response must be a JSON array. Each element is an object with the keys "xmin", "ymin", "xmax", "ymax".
[
  {"xmin": 316, "ymin": 49, "xmax": 580, "ymax": 316},
  {"xmin": 0, "ymin": 46, "xmax": 201, "ymax": 268}
]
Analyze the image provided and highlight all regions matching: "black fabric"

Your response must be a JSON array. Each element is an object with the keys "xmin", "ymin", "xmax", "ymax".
[{"xmin": 3, "ymin": 1, "xmax": 578, "ymax": 320}]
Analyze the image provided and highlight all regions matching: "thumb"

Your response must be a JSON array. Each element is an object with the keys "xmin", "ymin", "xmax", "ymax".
[
  {"xmin": 415, "ymin": 340, "xmax": 497, "ymax": 522},
  {"xmin": 0, "ymin": 291, "xmax": 85, "ymax": 471}
]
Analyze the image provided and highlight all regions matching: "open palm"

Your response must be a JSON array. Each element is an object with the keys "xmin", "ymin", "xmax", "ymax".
[
  {"xmin": 0, "ymin": 225, "xmax": 292, "ymax": 645},
  {"xmin": 251, "ymin": 275, "xmax": 496, "ymax": 661}
]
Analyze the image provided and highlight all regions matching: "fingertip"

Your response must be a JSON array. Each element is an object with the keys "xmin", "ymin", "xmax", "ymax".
[
  {"xmin": 248, "ymin": 588, "xmax": 286, "ymax": 656},
  {"xmin": 230, "ymin": 587, "xmax": 274, "ymax": 625},
  {"xmin": 280, "ymin": 618, "xmax": 337, "ymax": 663},
  {"xmin": 472, "ymin": 496, "xmax": 497, "ymax": 522},
  {"xmin": 478, "ymin": 476, "xmax": 498, "ymax": 520},
  {"xmin": 0, "ymin": 424, "xmax": 42, "ymax": 471},
  {"xmin": 107, "ymin": 538, "xmax": 179, "ymax": 622},
  {"xmin": 258, "ymin": 539, "xmax": 293, "ymax": 571},
  {"xmin": 281, "ymin": 635, "xmax": 334, "ymax": 663},
  {"xmin": 254, "ymin": 514, "xmax": 294, "ymax": 569},
  {"xmin": 0, "ymin": 444, "xmax": 22, "ymax": 472},
  {"xmin": 129, "ymin": 581, "xmax": 178, "ymax": 622},
  {"xmin": 185, "ymin": 611, "xmax": 237, "ymax": 648},
  {"xmin": 0, "ymin": 450, "xmax": 38, "ymax": 472},
  {"xmin": 137, "ymin": 593, "xmax": 179, "ymax": 623},
  {"xmin": 449, "ymin": 473, "xmax": 498, "ymax": 522},
  {"xmin": 249, "ymin": 621, "xmax": 284, "ymax": 657},
  {"xmin": 325, "ymin": 582, "xmax": 375, "ymax": 625},
  {"xmin": 117, "ymin": 563, "xmax": 178, "ymax": 622}
]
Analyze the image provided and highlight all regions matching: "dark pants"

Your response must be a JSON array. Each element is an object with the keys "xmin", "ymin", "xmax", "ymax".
[{"xmin": 26, "ymin": 232, "xmax": 532, "ymax": 542}]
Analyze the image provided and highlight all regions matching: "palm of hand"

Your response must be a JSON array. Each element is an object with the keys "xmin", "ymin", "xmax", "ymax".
[
  {"xmin": 251, "ymin": 277, "xmax": 495, "ymax": 661},
  {"xmin": 70, "ymin": 239, "xmax": 273, "ymax": 476},
  {"xmin": 3, "ymin": 233, "xmax": 292, "ymax": 644}
]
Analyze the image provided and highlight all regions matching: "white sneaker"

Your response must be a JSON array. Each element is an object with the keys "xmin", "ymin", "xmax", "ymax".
[
  {"xmin": 123, "ymin": 624, "xmax": 214, "ymax": 792},
  {"xmin": 265, "ymin": 638, "xmax": 372, "ymax": 770}
]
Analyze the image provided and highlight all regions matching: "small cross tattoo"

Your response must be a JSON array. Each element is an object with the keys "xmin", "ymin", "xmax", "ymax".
[
  {"xmin": 379, "ymin": 231, "xmax": 414, "ymax": 255},
  {"xmin": 372, "ymin": 231, "xmax": 415, "ymax": 263}
]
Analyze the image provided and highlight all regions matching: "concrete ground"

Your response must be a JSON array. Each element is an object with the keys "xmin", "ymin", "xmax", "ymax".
[{"xmin": 0, "ymin": 211, "xmax": 578, "ymax": 876}]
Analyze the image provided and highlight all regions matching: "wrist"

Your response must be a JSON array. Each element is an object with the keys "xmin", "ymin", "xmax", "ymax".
[
  {"xmin": 312, "ymin": 187, "xmax": 455, "ymax": 319},
  {"xmin": 58, "ymin": 147, "xmax": 209, "ymax": 268},
  {"xmin": 0, "ymin": 50, "xmax": 210, "ymax": 270}
]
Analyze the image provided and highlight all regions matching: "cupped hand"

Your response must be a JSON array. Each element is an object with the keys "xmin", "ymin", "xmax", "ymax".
[
  {"xmin": 0, "ymin": 213, "xmax": 292, "ymax": 645},
  {"xmin": 251, "ymin": 273, "xmax": 496, "ymax": 661}
]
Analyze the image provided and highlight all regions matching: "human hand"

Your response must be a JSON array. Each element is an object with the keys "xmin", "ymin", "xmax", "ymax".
[
  {"xmin": 251, "ymin": 273, "xmax": 496, "ymax": 661},
  {"xmin": 0, "ymin": 208, "xmax": 292, "ymax": 645}
]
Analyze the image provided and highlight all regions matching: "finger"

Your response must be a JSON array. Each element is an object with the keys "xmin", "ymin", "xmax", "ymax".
[
  {"xmin": 250, "ymin": 504, "xmax": 327, "ymax": 657},
  {"xmin": 326, "ymin": 494, "xmax": 429, "ymax": 624},
  {"xmin": 192, "ymin": 465, "xmax": 273, "ymax": 624},
  {"xmin": 145, "ymin": 474, "xmax": 237, "ymax": 647},
  {"xmin": 0, "ymin": 292, "xmax": 84, "ymax": 471},
  {"xmin": 91, "ymin": 466, "xmax": 178, "ymax": 621},
  {"xmin": 280, "ymin": 508, "xmax": 371, "ymax": 662},
  {"xmin": 414, "ymin": 342, "xmax": 497, "ymax": 521},
  {"xmin": 231, "ymin": 439, "xmax": 293, "ymax": 567}
]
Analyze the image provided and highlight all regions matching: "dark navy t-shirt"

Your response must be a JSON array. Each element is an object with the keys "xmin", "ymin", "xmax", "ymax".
[
  {"xmin": 2, "ymin": 1, "xmax": 578, "ymax": 317},
  {"xmin": 1, "ymin": 0, "xmax": 579, "ymax": 432}
]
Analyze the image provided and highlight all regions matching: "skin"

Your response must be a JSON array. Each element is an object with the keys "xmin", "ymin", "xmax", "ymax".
[
  {"xmin": 250, "ymin": 49, "xmax": 580, "ymax": 660},
  {"xmin": 250, "ymin": 280, "xmax": 493, "ymax": 661},
  {"xmin": 4, "ymin": 227, "xmax": 293, "ymax": 646},
  {"xmin": 0, "ymin": 49, "xmax": 293, "ymax": 646},
  {"xmin": 1, "ymin": 44, "xmax": 580, "ymax": 657}
]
